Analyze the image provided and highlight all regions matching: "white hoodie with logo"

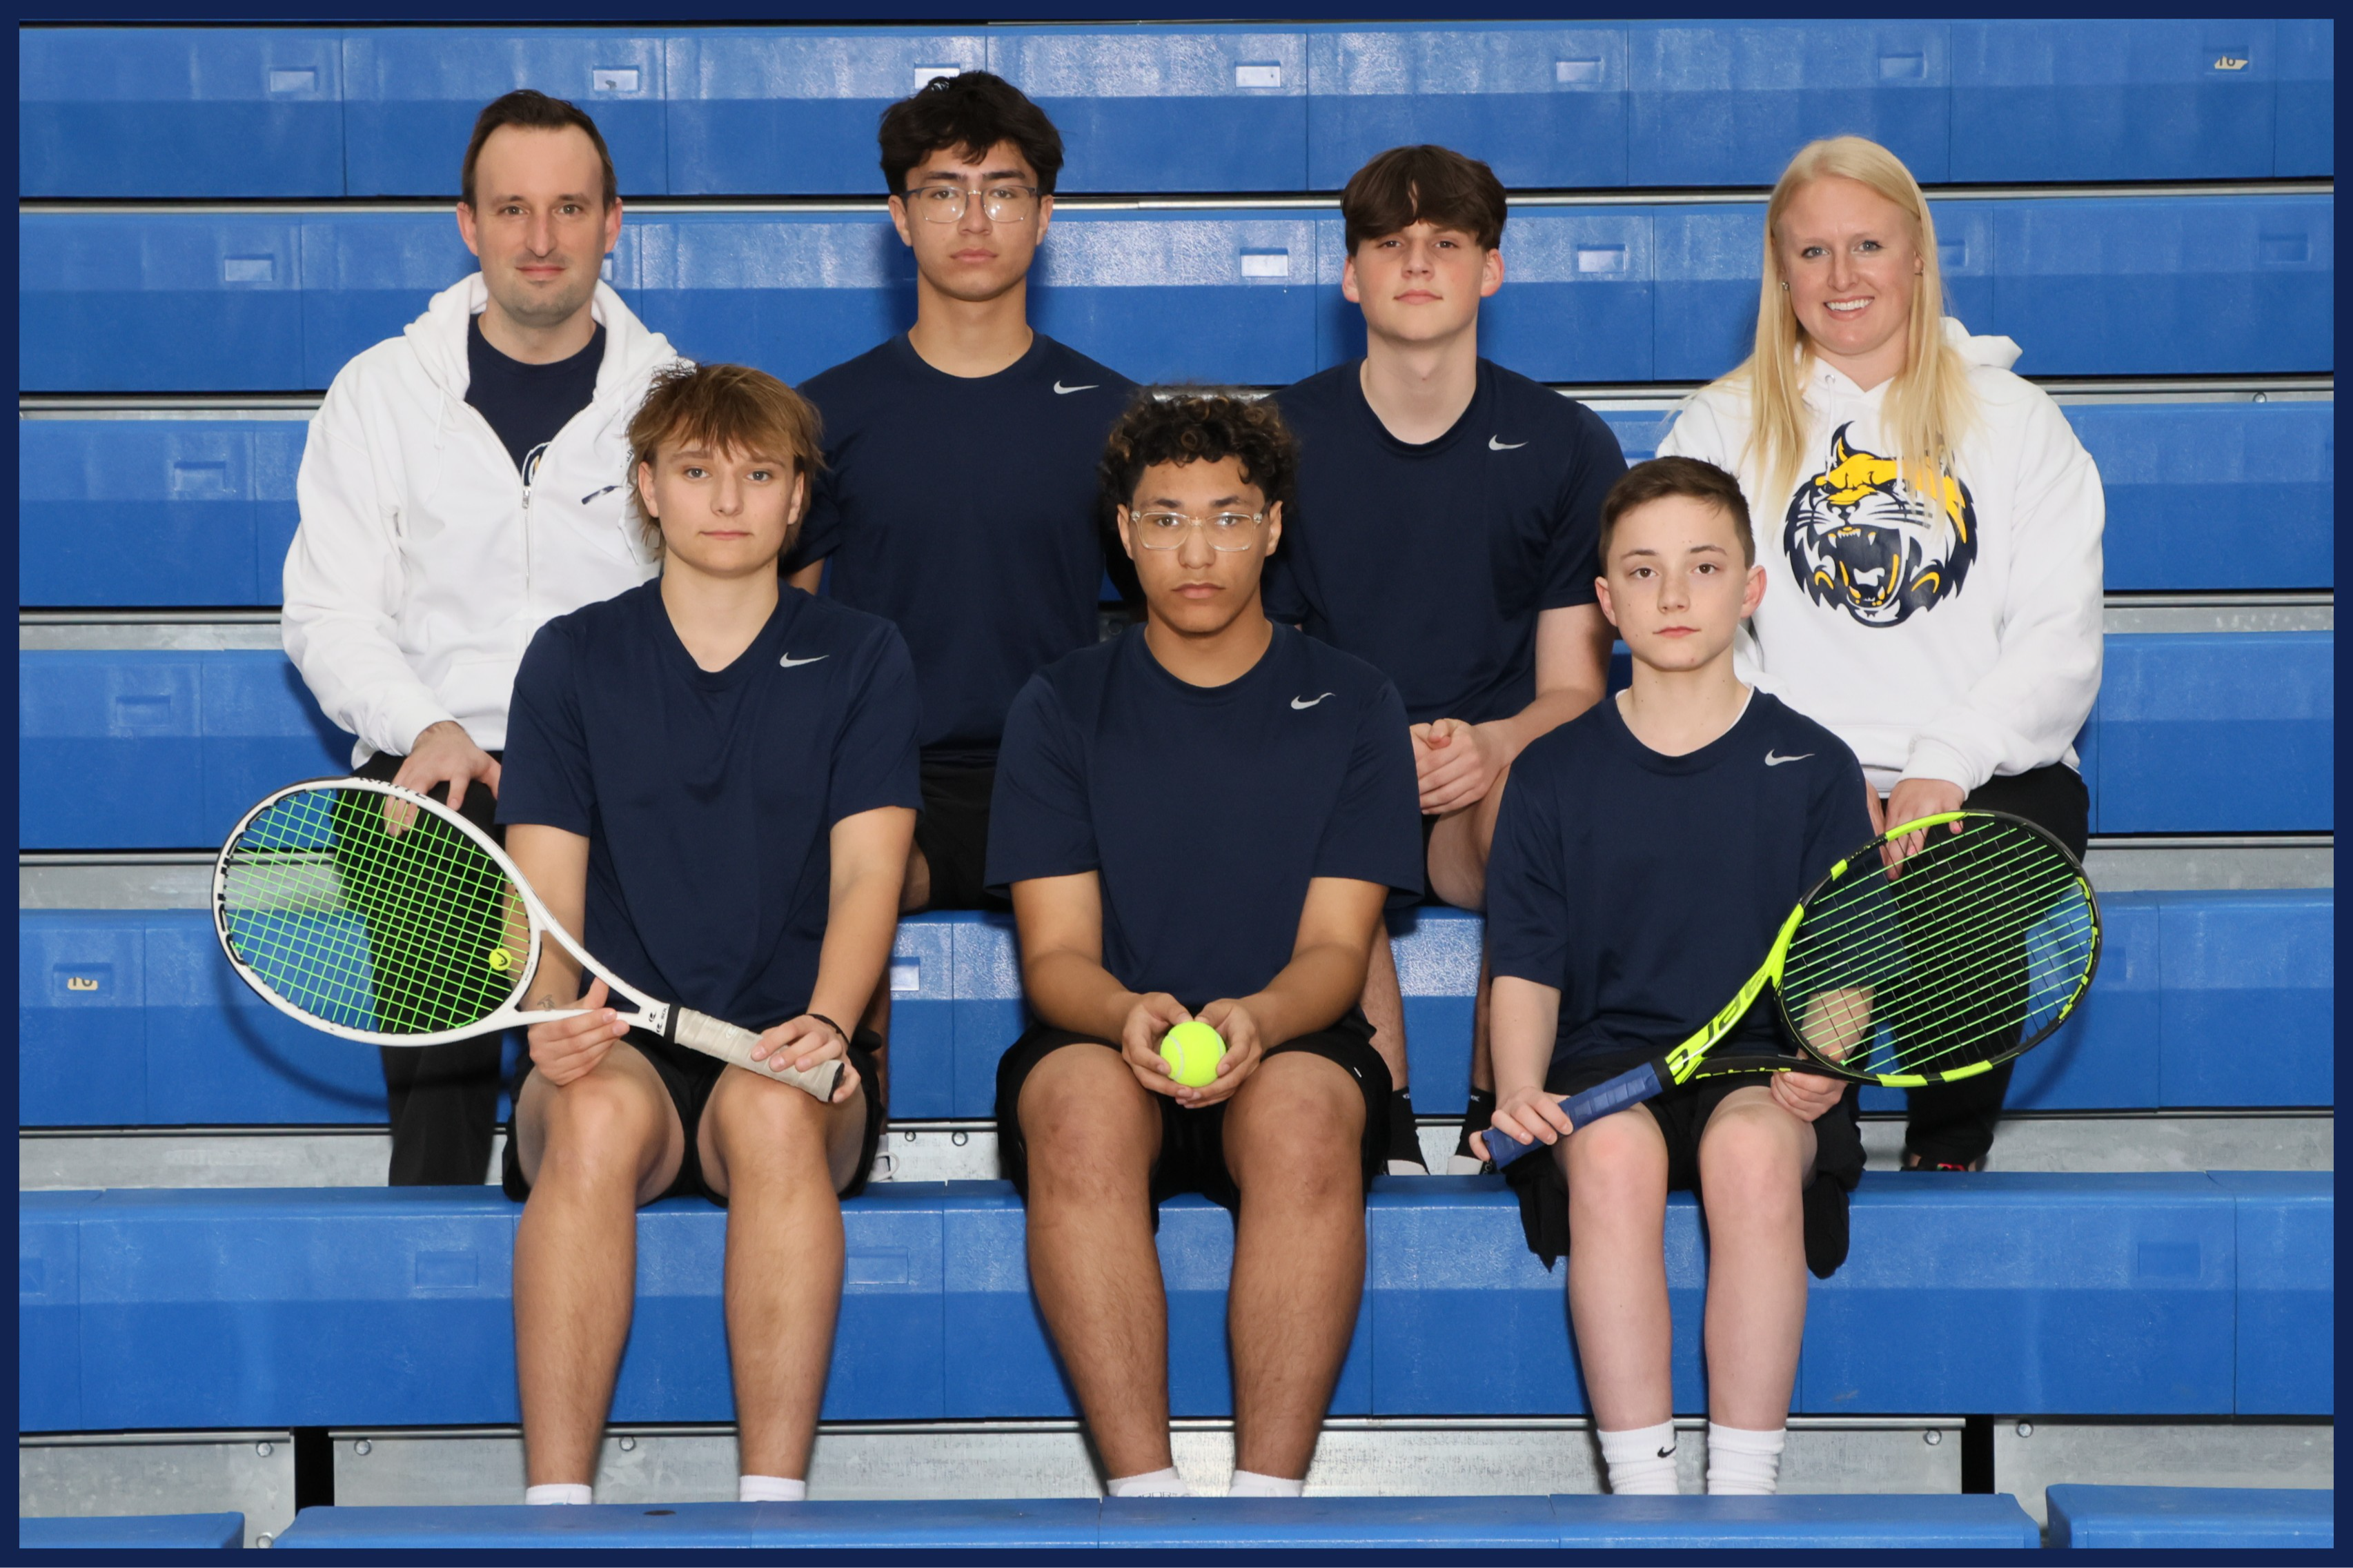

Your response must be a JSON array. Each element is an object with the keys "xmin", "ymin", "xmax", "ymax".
[
  {"xmin": 282, "ymin": 273, "xmax": 682, "ymax": 764},
  {"xmin": 1657, "ymin": 317, "xmax": 2105, "ymax": 796}
]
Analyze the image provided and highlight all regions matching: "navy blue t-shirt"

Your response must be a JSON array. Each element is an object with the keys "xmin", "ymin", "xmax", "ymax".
[
  {"xmin": 987, "ymin": 623, "xmax": 1424, "ymax": 1011},
  {"xmin": 1267, "ymin": 359, "xmax": 1625, "ymax": 725},
  {"xmin": 1487, "ymin": 690, "xmax": 1874, "ymax": 1071},
  {"xmin": 785, "ymin": 333, "xmax": 1137, "ymax": 764},
  {"xmin": 465, "ymin": 315, "xmax": 604, "ymax": 475},
  {"xmin": 498, "ymin": 580, "xmax": 922, "ymax": 1033}
]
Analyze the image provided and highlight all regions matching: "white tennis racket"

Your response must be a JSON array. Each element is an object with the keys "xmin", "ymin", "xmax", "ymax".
[{"xmin": 212, "ymin": 777, "xmax": 842, "ymax": 1100}]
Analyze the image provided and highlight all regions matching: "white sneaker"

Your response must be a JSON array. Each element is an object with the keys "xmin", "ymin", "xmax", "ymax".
[{"xmin": 1445, "ymin": 1152, "xmax": 1494, "ymax": 1175}]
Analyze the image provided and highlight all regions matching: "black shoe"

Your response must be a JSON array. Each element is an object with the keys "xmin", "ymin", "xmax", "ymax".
[
  {"xmin": 1900, "ymin": 1148, "xmax": 1980, "ymax": 1172},
  {"xmin": 1386, "ymin": 1087, "xmax": 1428, "ymax": 1174},
  {"xmin": 1449, "ymin": 1088, "xmax": 1497, "ymax": 1175}
]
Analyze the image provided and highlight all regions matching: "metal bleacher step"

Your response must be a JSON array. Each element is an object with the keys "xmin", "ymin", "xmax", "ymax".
[{"xmin": 15, "ymin": 1110, "xmax": 2337, "ymax": 1192}]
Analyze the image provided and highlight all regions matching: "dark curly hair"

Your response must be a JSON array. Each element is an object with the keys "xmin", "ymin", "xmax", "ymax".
[
  {"xmin": 878, "ymin": 71, "xmax": 1064, "ymax": 198},
  {"xmin": 1098, "ymin": 390, "xmax": 1299, "ymax": 525}
]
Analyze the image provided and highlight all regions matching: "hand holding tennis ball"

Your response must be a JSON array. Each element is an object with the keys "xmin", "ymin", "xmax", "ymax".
[{"xmin": 1159, "ymin": 1019, "xmax": 1227, "ymax": 1087}]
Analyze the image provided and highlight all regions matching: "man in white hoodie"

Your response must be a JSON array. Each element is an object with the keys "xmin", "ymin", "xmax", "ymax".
[{"xmin": 282, "ymin": 90, "xmax": 682, "ymax": 1185}]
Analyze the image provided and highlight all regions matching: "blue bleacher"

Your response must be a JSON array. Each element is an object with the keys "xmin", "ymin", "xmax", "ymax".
[
  {"xmin": 17, "ymin": 1173, "xmax": 2328, "ymax": 1433},
  {"xmin": 19, "ymin": 893, "xmax": 2333, "ymax": 1129},
  {"xmin": 21, "ymin": 403, "xmax": 2329, "ymax": 608},
  {"xmin": 2045, "ymin": 1484, "xmax": 2334, "ymax": 1549},
  {"xmin": 20, "ymin": 198, "xmax": 2333, "ymax": 393},
  {"xmin": 19, "ymin": 635, "xmax": 2332, "ymax": 849},
  {"xmin": 21, "ymin": 23, "xmax": 2331, "ymax": 199},
  {"xmin": 17, "ymin": 1511, "xmax": 246, "ymax": 1549},
  {"xmin": 264, "ymin": 1493, "xmax": 2042, "ymax": 1550}
]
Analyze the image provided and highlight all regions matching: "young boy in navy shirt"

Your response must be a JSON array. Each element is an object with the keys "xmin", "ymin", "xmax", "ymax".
[
  {"xmin": 1269, "ymin": 146, "xmax": 1626, "ymax": 1172},
  {"xmin": 1479, "ymin": 457, "xmax": 1871, "ymax": 1497},
  {"xmin": 989, "ymin": 393, "xmax": 1423, "ymax": 1498},
  {"xmin": 498, "ymin": 364, "xmax": 920, "ymax": 1506},
  {"xmin": 785, "ymin": 72, "xmax": 1135, "ymax": 923}
]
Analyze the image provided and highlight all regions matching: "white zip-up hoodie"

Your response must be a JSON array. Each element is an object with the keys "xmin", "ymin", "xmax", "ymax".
[
  {"xmin": 1658, "ymin": 317, "xmax": 2104, "ymax": 795},
  {"xmin": 282, "ymin": 273, "xmax": 681, "ymax": 764}
]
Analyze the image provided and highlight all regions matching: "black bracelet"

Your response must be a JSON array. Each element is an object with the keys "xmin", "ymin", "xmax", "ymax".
[{"xmin": 805, "ymin": 1012, "xmax": 851, "ymax": 1049}]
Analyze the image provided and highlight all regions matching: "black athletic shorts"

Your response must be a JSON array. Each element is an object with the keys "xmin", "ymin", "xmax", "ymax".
[
  {"xmin": 1502, "ymin": 1053, "xmax": 1864, "ymax": 1279},
  {"xmin": 994, "ymin": 1011, "xmax": 1392, "ymax": 1224},
  {"xmin": 502, "ymin": 1028, "xmax": 886, "ymax": 1205},
  {"xmin": 914, "ymin": 757, "xmax": 1005, "ymax": 912}
]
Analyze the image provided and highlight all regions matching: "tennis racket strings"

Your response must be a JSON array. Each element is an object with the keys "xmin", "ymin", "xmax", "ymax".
[
  {"xmin": 219, "ymin": 784, "xmax": 529, "ymax": 1037},
  {"xmin": 1769, "ymin": 814, "xmax": 2100, "ymax": 1086}
]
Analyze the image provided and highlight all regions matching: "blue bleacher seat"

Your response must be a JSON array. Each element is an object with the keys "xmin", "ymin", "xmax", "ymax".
[
  {"xmin": 266, "ymin": 1493, "xmax": 2040, "ymax": 1550},
  {"xmin": 2072, "ymin": 402, "xmax": 2334, "ymax": 591},
  {"xmin": 2045, "ymin": 1484, "xmax": 2334, "ymax": 1549},
  {"xmin": 19, "ymin": 895, "xmax": 2327, "ymax": 1130},
  {"xmin": 990, "ymin": 26, "xmax": 1309, "ymax": 194},
  {"xmin": 2212, "ymin": 1173, "xmax": 2334, "ymax": 1416},
  {"xmin": 18, "ymin": 1511, "xmax": 246, "ymax": 1550},
  {"xmin": 664, "ymin": 31, "xmax": 983, "ymax": 197},
  {"xmin": 23, "ymin": 198, "xmax": 2332, "ymax": 393},
  {"xmin": 1627, "ymin": 21, "xmax": 1951, "ymax": 187},
  {"xmin": 19, "ymin": 28, "xmax": 343, "ymax": 199},
  {"xmin": 2273, "ymin": 22, "xmax": 2336, "ymax": 177},
  {"xmin": 21, "ymin": 637, "xmax": 2326, "ymax": 849},
  {"xmin": 24, "ymin": 402, "xmax": 2324, "ymax": 609},
  {"xmin": 1950, "ymin": 22, "xmax": 2286, "ymax": 184},
  {"xmin": 340, "ymin": 30, "xmax": 669, "ymax": 197},
  {"xmin": 2089, "ymin": 633, "xmax": 2332, "ymax": 834},
  {"xmin": 1303, "ymin": 25, "xmax": 1631, "ymax": 192},
  {"xmin": 17, "ymin": 651, "xmax": 348, "ymax": 851},
  {"xmin": 19, "ymin": 421, "xmax": 306, "ymax": 607},
  {"xmin": 21, "ymin": 1175, "xmax": 2323, "ymax": 1434}
]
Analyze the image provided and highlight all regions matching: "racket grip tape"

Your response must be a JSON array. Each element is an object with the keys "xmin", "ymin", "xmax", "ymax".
[
  {"xmin": 1484, "ymin": 1062, "xmax": 1666, "ymax": 1170},
  {"xmin": 665, "ymin": 1006, "xmax": 843, "ymax": 1102}
]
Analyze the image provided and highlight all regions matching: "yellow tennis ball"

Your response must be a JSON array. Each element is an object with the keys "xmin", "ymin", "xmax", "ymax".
[{"xmin": 1159, "ymin": 1020, "xmax": 1225, "ymax": 1088}]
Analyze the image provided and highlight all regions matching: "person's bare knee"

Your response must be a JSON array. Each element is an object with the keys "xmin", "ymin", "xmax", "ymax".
[
  {"xmin": 1425, "ymin": 810, "xmax": 1487, "ymax": 911},
  {"xmin": 1224, "ymin": 1053, "xmax": 1363, "ymax": 1202},
  {"xmin": 520, "ymin": 1053, "xmax": 676, "ymax": 1198},
  {"xmin": 1560, "ymin": 1108, "xmax": 1670, "ymax": 1218},
  {"xmin": 1019, "ymin": 1047, "xmax": 1157, "ymax": 1195},
  {"xmin": 1697, "ymin": 1093, "xmax": 1812, "ymax": 1225},
  {"xmin": 701, "ymin": 1066, "xmax": 839, "ymax": 1199}
]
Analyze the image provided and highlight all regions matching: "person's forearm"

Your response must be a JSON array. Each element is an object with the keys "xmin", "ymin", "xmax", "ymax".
[
  {"xmin": 1236, "ymin": 938, "xmax": 1371, "ymax": 1048},
  {"xmin": 1023, "ymin": 949, "xmax": 1145, "ymax": 1041},
  {"xmin": 1488, "ymin": 976, "xmax": 1562, "ymax": 1100},
  {"xmin": 806, "ymin": 864, "xmax": 903, "ymax": 1031}
]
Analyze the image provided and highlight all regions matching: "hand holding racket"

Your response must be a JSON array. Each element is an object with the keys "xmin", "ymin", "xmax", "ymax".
[
  {"xmin": 1481, "ymin": 811, "xmax": 2099, "ymax": 1168},
  {"xmin": 213, "ymin": 778, "xmax": 845, "ymax": 1102}
]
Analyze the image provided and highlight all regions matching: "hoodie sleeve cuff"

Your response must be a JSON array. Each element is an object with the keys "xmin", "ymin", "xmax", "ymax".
[
  {"xmin": 1902, "ymin": 739, "xmax": 1988, "ymax": 797},
  {"xmin": 375, "ymin": 693, "xmax": 460, "ymax": 762}
]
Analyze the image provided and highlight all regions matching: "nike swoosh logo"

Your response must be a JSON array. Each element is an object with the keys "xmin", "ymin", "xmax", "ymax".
[
  {"xmin": 1489, "ymin": 436, "xmax": 1526, "ymax": 450},
  {"xmin": 1053, "ymin": 381, "xmax": 1098, "ymax": 395},
  {"xmin": 1764, "ymin": 751, "xmax": 1813, "ymax": 766},
  {"xmin": 1291, "ymin": 692, "xmax": 1334, "ymax": 711},
  {"xmin": 1657, "ymin": 1444, "xmax": 1677, "ymax": 1459},
  {"xmin": 778, "ymin": 653, "xmax": 829, "ymax": 669}
]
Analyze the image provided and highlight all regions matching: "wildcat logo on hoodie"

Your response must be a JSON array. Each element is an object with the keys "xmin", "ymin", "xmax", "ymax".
[{"xmin": 1784, "ymin": 424, "xmax": 1977, "ymax": 628}]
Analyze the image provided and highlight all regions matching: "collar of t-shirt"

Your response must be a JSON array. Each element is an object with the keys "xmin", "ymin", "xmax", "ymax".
[
  {"xmin": 884, "ymin": 326, "xmax": 1061, "ymax": 392},
  {"xmin": 1125, "ymin": 619, "xmax": 1288, "ymax": 704},
  {"xmin": 1346, "ymin": 357, "xmax": 1497, "ymax": 461},
  {"xmin": 465, "ymin": 313, "xmax": 607, "ymax": 475},
  {"xmin": 1603, "ymin": 686, "xmax": 1763, "ymax": 775},
  {"xmin": 639, "ymin": 577, "xmax": 798, "ymax": 692}
]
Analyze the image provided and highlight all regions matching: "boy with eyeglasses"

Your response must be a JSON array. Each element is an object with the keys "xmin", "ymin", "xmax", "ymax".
[
  {"xmin": 785, "ymin": 73, "xmax": 1136, "ymax": 953},
  {"xmin": 988, "ymin": 393, "xmax": 1423, "ymax": 1498},
  {"xmin": 1269, "ymin": 145, "xmax": 1626, "ymax": 1173}
]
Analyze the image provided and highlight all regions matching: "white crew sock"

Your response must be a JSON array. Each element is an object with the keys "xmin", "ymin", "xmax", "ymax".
[
  {"xmin": 1704, "ymin": 1422, "xmax": 1786, "ymax": 1496},
  {"xmin": 738, "ymin": 1474, "xmax": 807, "ymax": 1502},
  {"xmin": 524, "ymin": 1483, "xmax": 592, "ymax": 1506},
  {"xmin": 1105, "ymin": 1467, "xmax": 1191, "ymax": 1498},
  {"xmin": 1226, "ymin": 1469, "xmax": 1304, "ymax": 1498},
  {"xmin": 1596, "ymin": 1421, "xmax": 1681, "ymax": 1495}
]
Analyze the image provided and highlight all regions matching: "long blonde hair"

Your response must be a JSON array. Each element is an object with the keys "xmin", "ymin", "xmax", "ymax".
[{"xmin": 1734, "ymin": 136, "xmax": 1976, "ymax": 514}]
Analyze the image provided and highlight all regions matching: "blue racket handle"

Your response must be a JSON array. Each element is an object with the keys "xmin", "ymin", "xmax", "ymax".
[{"xmin": 1482, "ymin": 1062, "xmax": 1666, "ymax": 1169}]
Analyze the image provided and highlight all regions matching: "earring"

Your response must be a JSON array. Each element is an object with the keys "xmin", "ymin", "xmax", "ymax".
[{"xmin": 1778, "ymin": 281, "xmax": 1789, "ymax": 291}]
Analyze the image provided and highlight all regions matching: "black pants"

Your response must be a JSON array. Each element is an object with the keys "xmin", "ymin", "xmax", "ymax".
[
  {"xmin": 1900, "ymin": 763, "xmax": 2091, "ymax": 1167},
  {"xmin": 352, "ymin": 748, "xmax": 509, "ymax": 1187}
]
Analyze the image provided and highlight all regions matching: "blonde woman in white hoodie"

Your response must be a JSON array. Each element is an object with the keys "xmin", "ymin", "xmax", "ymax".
[
  {"xmin": 282, "ymin": 91, "xmax": 683, "ymax": 1186},
  {"xmin": 1658, "ymin": 136, "xmax": 2103, "ymax": 1173}
]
